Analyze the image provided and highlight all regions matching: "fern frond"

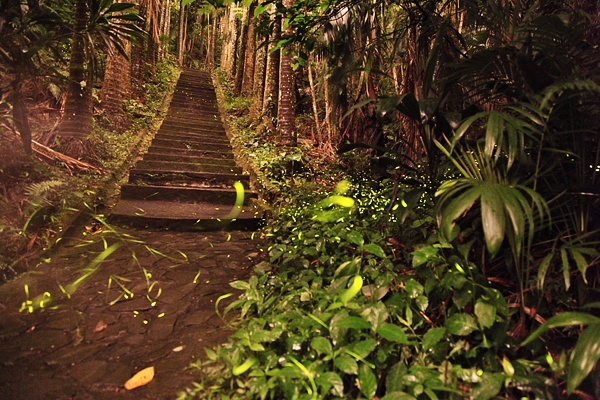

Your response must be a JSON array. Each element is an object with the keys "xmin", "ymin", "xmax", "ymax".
[{"xmin": 25, "ymin": 180, "xmax": 65, "ymax": 208}]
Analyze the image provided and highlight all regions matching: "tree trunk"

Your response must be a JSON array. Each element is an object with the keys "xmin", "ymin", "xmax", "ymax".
[
  {"xmin": 206, "ymin": 13, "xmax": 218, "ymax": 66},
  {"xmin": 12, "ymin": 80, "xmax": 32, "ymax": 156},
  {"xmin": 233, "ymin": 7, "xmax": 249, "ymax": 95},
  {"xmin": 249, "ymin": 27, "xmax": 267, "ymax": 119},
  {"xmin": 101, "ymin": 40, "xmax": 132, "ymax": 132},
  {"xmin": 58, "ymin": 0, "xmax": 94, "ymax": 159},
  {"xmin": 307, "ymin": 56, "xmax": 320, "ymax": 143},
  {"xmin": 241, "ymin": 3, "xmax": 256, "ymax": 94},
  {"xmin": 100, "ymin": 0, "xmax": 132, "ymax": 131},
  {"xmin": 277, "ymin": 0, "xmax": 296, "ymax": 147},
  {"xmin": 177, "ymin": 0, "xmax": 185, "ymax": 65},
  {"xmin": 158, "ymin": 0, "xmax": 170, "ymax": 60},
  {"xmin": 262, "ymin": 8, "xmax": 280, "ymax": 118}
]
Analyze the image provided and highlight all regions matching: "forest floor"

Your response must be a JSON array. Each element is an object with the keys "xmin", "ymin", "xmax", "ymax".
[{"xmin": 0, "ymin": 226, "xmax": 264, "ymax": 399}]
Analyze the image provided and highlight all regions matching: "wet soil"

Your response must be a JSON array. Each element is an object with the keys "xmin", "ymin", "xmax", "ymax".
[{"xmin": 0, "ymin": 228, "xmax": 263, "ymax": 399}]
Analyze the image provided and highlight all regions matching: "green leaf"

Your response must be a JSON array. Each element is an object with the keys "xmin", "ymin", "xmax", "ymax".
[
  {"xmin": 405, "ymin": 279, "xmax": 424, "ymax": 298},
  {"xmin": 537, "ymin": 253, "xmax": 554, "ymax": 291},
  {"xmin": 415, "ymin": 295, "xmax": 429, "ymax": 312},
  {"xmin": 521, "ymin": 312, "xmax": 600, "ymax": 346},
  {"xmin": 364, "ymin": 243, "xmax": 385, "ymax": 258},
  {"xmin": 310, "ymin": 336, "xmax": 333, "ymax": 357},
  {"xmin": 377, "ymin": 324, "xmax": 409, "ymax": 343},
  {"xmin": 381, "ymin": 392, "xmax": 417, "ymax": 400},
  {"xmin": 469, "ymin": 372, "xmax": 504, "ymax": 400},
  {"xmin": 334, "ymin": 316, "xmax": 371, "ymax": 330},
  {"xmin": 422, "ymin": 327, "xmax": 446, "ymax": 351},
  {"xmin": 358, "ymin": 363, "xmax": 377, "ymax": 399},
  {"xmin": 474, "ymin": 300, "xmax": 497, "ymax": 329},
  {"xmin": 411, "ymin": 245, "xmax": 440, "ymax": 268},
  {"xmin": 254, "ymin": 2, "xmax": 269, "ymax": 17},
  {"xmin": 346, "ymin": 230, "xmax": 364, "ymax": 246},
  {"xmin": 480, "ymin": 185, "xmax": 506, "ymax": 255},
  {"xmin": 561, "ymin": 247, "xmax": 571, "ymax": 290},
  {"xmin": 438, "ymin": 185, "xmax": 483, "ymax": 243},
  {"xmin": 570, "ymin": 248, "xmax": 590, "ymax": 284},
  {"xmin": 204, "ymin": 348, "xmax": 217, "ymax": 360},
  {"xmin": 229, "ymin": 280, "xmax": 250, "ymax": 290},
  {"xmin": 386, "ymin": 362, "xmax": 407, "ymax": 392},
  {"xmin": 447, "ymin": 314, "xmax": 478, "ymax": 336},
  {"xmin": 567, "ymin": 323, "xmax": 600, "ymax": 393},
  {"xmin": 316, "ymin": 372, "xmax": 345, "ymax": 397},
  {"xmin": 350, "ymin": 339, "xmax": 378, "ymax": 358},
  {"xmin": 334, "ymin": 355, "xmax": 358, "ymax": 375}
]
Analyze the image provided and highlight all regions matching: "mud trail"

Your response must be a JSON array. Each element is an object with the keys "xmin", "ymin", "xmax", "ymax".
[{"xmin": 0, "ymin": 228, "xmax": 263, "ymax": 399}]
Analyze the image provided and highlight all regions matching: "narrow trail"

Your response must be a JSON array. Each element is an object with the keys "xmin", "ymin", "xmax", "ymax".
[{"xmin": 0, "ymin": 69, "xmax": 263, "ymax": 399}]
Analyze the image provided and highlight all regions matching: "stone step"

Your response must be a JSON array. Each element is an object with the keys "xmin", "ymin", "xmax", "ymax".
[
  {"xmin": 161, "ymin": 119, "xmax": 224, "ymax": 127},
  {"xmin": 150, "ymin": 138, "xmax": 232, "ymax": 152},
  {"xmin": 166, "ymin": 105, "xmax": 220, "ymax": 114},
  {"xmin": 109, "ymin": 199, "xmax": 263, "ymax": 231},
  {"xmin": 146, "ymin": 145, "xmax": 234, "ymax": 159},
  {"xmin": 142, "ymin": 152, "xmax": 237, "ymax": 167},
  {"xmin": 120, "ymin": 184, "xmax": 256, "ymax": 204},
  {"xmin": 129, "ymin": 169, "xmax": 249, "ymax": 187},
  {"xmin": 153, "ymin": 132, "xmax": 230, "ymax": 144},
  {"xmin": 134, "ymin": 160, "xmax": 242, "ymax": 175},
  {"xmin": 157, "ymin": 124, "xmax": 227, "ymax": 134},
  {"xmin": 110, "ymin": 68, "xmax": 260, "ymax": 232}
]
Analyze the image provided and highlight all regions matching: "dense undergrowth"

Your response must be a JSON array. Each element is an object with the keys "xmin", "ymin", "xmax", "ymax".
[
  {"xmin": 179, "ymin": 71, "xmax": 600, "ymax": 400},
  {"xmin": 0, "ymin": 57, "xmax": 178, "ymax": 282}
]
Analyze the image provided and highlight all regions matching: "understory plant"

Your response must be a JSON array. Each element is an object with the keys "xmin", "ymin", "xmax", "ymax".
[{"xmin": 179, "ymin": 80, "xmax": 599, "ymax": 400}]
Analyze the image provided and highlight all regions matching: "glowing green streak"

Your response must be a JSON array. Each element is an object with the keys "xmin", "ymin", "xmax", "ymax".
[{"xmin": 225, "ymin": 181, "xmax": 245, "ymax": 219}]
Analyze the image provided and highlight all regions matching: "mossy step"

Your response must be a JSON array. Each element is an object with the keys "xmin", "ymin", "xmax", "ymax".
[
  {"xmin": 134, "ymin": 160, "xmax": 242, "ymax": 175},
  {"xmin": 120, "ymin": 184, "xmax": 256, "ymax": 204},
  {"xmin": 109, "ymin": 199, "xmax": 263, "ymax": 231},
  {"xmin": 142, "ymin": 153, "xmax": 236, "ymax": 167},
  {"xmin": 150, "ymin": 138, "xmax": 232, "ymax": 152},
  {"xmin": 128, "ymin": 170, "xmax": 249, "ymax": 187},
  {"xmin": 167, "ymin": 103, "xmax": 219, "ymax": 111},
  {"xmin": 159, "ymin": 123, "xmax": 225, "ymax": 133},
  {"xmin": 145, "ymin": 146, "xmax": 234, "ymax": 159},
  {"xmin": 160, "ymin": 118, "xmax": 224, "ymax": 128},
  {"xmin": 153, "ymin": 132, "xmax": 230, "ymax": 143}
]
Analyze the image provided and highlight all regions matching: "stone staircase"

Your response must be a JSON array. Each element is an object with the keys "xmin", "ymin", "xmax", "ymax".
[{"xmin": 110, "ymin": 68, "xmax": 261, "ymax": 231}]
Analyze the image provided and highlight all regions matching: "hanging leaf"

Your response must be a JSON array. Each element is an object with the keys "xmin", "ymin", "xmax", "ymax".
[
  {"xmin": 124, "ymin": 366, "xmax": 155, "ymax": 390},
  {"xmin": 316, "ymin": 372, "xmax": 345, "ymax": 397},
  {"xmin": 358, "ymin": 363, "xmax": 377, "ymax": 399},
  {"xmin": 377, "ymin": 324, "xmax": 409, "ymax": 343},
  {"xmin": 521, "ymin": 312, "xmax": 600, "ymax": 346},
  {"xmin": 568, "ymin": 323, "xmax": 600, "ymax": 393},
  {"xmin": 447, "ymin": 314, "xmax": 478, "ymax": 336}
]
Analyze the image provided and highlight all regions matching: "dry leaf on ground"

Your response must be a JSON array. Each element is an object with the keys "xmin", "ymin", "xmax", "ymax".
[{"xmin": 124, "ymin": 366, "xmax": 155, "ymax": 390}]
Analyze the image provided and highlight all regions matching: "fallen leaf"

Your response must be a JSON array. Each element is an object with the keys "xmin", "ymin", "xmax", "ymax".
[
  {"xmin": 124, "ymin": 366, "xmax": 155, "ymax": 390},
  {"xmin": 94, "ymin": 320, "xmax": 107, "ymax": 333}
]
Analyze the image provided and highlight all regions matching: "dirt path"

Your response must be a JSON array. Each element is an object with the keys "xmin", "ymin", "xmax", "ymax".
[{"xmin": 0, "ymin": 228, "xmax": 263, "ymax": 399}]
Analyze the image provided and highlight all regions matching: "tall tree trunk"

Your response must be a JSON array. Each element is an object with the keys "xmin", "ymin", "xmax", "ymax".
[
  {"xmin": 206, "ymin": 13, "xmax": 218, "ymax": 66},
  {"xmin": 276, "ymin": 0, "xmax": 296, "ymax": 147},
  {"xmin": 249, "ymin": 27, "xmax": 267, "ymax": 119},
  {"xmin": 233, "ymin": 7, "xmax": 249, "ymax": 95},
  {"xmin": 177, "ymin": 0, "xmax": 186, "ymax": 65},
  {"xmin": 241, "ymin": 2, "xmax": 256, "ymax": 94},
  {"xmin": 307, "ymin": 56, "xmax": 320, "ymax": 143},
  {"xmin": 262, "ymin": 8, "xmax": 280, "ymax": 118},
  {"xmin": 101, "ymin": 40, "xmax": 132, "ymax": 132},
  {"xmin": 131, "ymin": 0, "xmax": 147, "ymax": 85},
  {"xmin": 58, "ymin": 0, "xmax": 94, "ymax": 159},
  {"xmin": 158, "ymin": 0, "xmax": 170, "ymax": 60},
  {"xmin": 12, "ymin": 79, "xmax": 32, "ymax": 156}
]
